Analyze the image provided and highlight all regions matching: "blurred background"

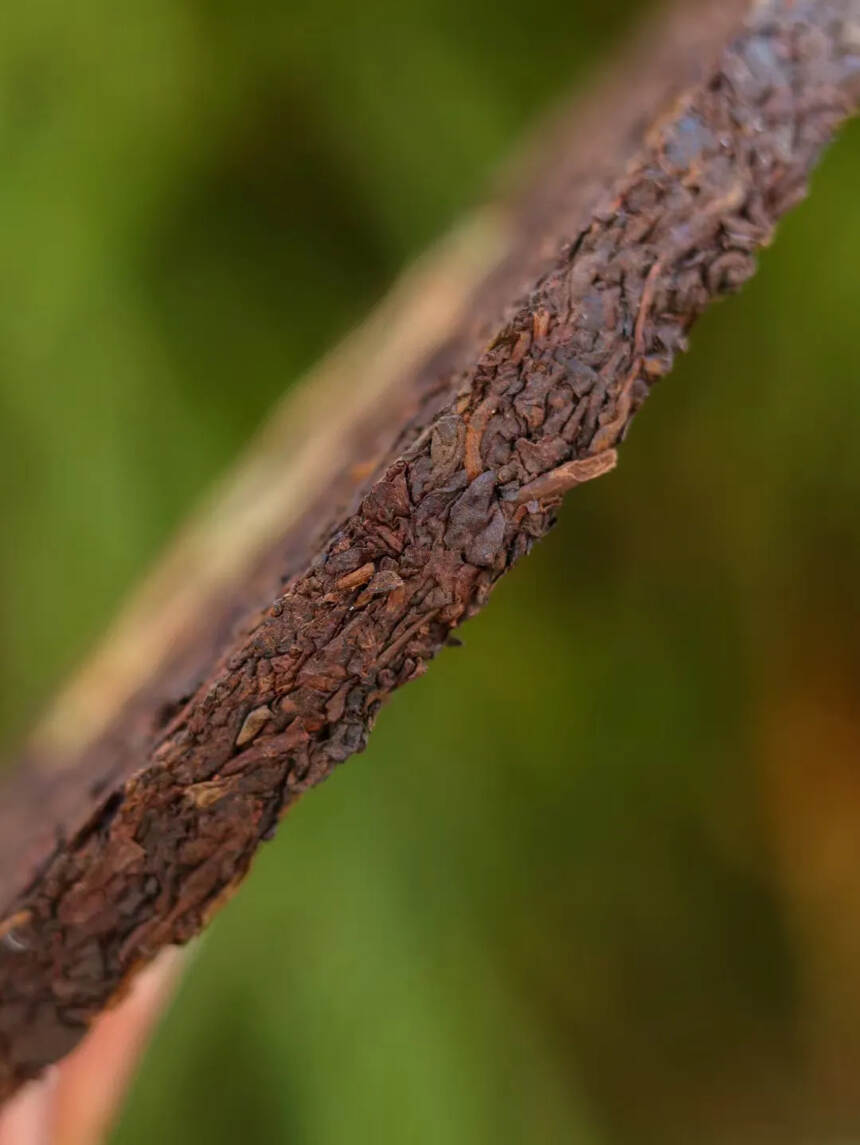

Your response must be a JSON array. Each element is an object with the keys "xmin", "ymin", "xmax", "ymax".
[{"xmin": 1, "ymin": 0, "xmax": 859, "ymax": 1142}]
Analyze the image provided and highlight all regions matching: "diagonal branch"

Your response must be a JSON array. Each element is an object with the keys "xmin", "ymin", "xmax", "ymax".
[{"xmin": 0, "ymin": 0, "xmax": 857, "ymax": 1100}]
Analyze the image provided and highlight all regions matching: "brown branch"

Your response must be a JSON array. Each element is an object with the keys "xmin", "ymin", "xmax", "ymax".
[{"xmin": 0, "ymin": 0, "xmax": 857, "ymax": 1100}]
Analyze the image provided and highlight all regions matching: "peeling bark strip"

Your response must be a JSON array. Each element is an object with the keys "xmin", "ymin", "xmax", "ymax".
[{"xmin": 0, "ymin": 0, "xmax": 857, "ymax": 1099}]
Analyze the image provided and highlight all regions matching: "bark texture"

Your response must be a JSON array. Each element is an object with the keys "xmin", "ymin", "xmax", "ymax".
[{"xmin": 0, "ymin": 0, "xmax": 857, "ymax": 1100}]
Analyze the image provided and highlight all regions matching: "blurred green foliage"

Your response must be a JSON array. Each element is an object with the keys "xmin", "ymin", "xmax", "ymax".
[{"xmin": 1, "ymin": 1, "xmax": 859, "ymax": 1142}]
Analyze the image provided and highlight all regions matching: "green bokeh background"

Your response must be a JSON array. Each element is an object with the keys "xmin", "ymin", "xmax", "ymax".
[{"xmin": 2, "ymin": 2, "xmax": 859, "ymax": 1142}]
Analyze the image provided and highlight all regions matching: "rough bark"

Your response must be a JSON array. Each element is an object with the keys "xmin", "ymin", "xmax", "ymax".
[{"xmin": 0, "ymin": 0, "xmax": 857, "ymax": 1100}]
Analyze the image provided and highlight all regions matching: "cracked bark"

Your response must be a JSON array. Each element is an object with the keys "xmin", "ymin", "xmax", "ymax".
[{"xmin": 0, "ymin": 0, "xmax": 857, "ymax": 1101}]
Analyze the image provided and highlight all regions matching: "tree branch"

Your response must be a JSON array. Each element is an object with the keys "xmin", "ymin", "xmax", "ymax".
[{"xmin": 0, "ymin": 0, "xmax": 857, "ymax": 1100}]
